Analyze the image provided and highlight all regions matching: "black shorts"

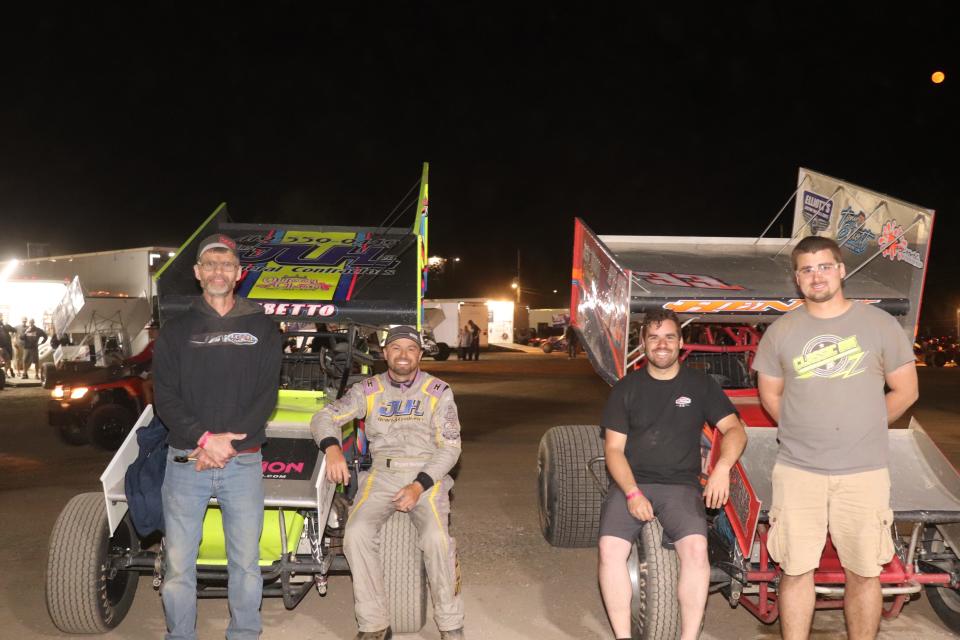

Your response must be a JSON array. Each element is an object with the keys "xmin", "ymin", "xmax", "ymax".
[{"xmin": 599, "ymin": 483, "xmax": 707, "ymax": 548}]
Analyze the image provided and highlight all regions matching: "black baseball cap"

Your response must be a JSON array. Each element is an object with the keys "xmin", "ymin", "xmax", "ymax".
[
  {"xmin": 383, "ymin": 325, "xmax": 422, "ymax": 348},
  {"xmin": 196, "ymin": 233, "xmax": 238, "ymax": 260}
]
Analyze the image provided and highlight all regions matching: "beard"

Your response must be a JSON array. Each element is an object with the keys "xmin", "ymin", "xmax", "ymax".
[
  {"xmin": 201, "ymin": 275, "xmax": 235, "ymax": 297},
  {"xmin": 801, "ymin": 282, "xmax": 840, "ymax": 304}
]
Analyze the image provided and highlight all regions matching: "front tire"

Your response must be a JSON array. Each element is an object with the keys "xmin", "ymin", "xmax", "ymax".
[
  {"xmin": 86, "ymin": 404, "xmax": 135, "ymax": 450},
  {"xmin": 46, "ymin": 492, "xmax": 140, "ymax": 633},
  {"xmin": 382, "ymin": 511, "xmax": 428, "ymax": 633},
  {"xmin": 433, "ymin": 343, "xmax": 451, "ymax": 361},
  {"xmin": 629, "ymin": 519, "xmax": 681, "ymax": 639},
  {"xmin": 927, "ymin": 585, "xmax": 960, "ymax": 633},
  {"xmin": 537, "ymin": 425, "xmax": 607, "ymax": 547}
]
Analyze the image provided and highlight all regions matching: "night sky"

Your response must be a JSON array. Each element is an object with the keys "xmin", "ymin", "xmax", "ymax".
[{"xmin": 1, "ymin": 3, "xmax": 957, "ymax": 331}]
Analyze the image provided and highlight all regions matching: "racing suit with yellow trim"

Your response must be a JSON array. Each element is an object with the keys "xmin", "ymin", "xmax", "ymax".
[{"xmin": 310, "ymin": 369, "xmax": 463, "ymax": 632}]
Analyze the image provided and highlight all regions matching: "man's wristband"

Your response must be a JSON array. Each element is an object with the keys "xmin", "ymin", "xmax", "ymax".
[
  {"xmin": 197, "ymin": 431, "xmax": 211, "ymax": 448},
  {"xmin": 625, "ymin": 489, "xmax": 644, "ymax": 501},
  {"xmin": 414, "ymin": 472, "xmax": 434, "ymax": 491},
  {"xmin": 318, "ymin": 437, "xmax": 340, "ymax": 453}
]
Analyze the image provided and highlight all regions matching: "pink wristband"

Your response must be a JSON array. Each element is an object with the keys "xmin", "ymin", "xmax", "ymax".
[
  {"xmin": 198, "ymin": 431, "xmax": 211, "ymax": 448},
  {"xmin": 625, "ymin": 489, "xmax": 643, "ymax": 501}
]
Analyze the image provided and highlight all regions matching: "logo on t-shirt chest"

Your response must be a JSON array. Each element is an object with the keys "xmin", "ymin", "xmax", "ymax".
[
  {"xmin": 792, "ymin": 334, "xmax": 867, "ymax": 379},
  {"xmin": 675, "ymin": 395, "xmax": 692, "ymax": 408}
]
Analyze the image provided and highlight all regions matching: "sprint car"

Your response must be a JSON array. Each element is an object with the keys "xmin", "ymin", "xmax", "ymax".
[
  {"xmin": 45, "ymin": 164, "xmax": 439, "ymax": 634},
  {"xmin": 538, "ymin": 168, "xmax": 960, "ymax": 638}
]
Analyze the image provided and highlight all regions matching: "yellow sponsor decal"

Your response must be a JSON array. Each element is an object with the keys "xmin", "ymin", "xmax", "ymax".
[{"xmin": 246, "ymin": 230, "xmax": 358, "ymax": 300}]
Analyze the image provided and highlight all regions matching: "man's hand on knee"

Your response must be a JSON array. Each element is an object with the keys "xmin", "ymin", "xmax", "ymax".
[
  {"xmin": 626, "ymin": 489, "xmax": 655, "ymax": 521},
  {"xmin": 324, "ymin": 446, "xmax": 351, "ymax": 485},
  {"xmin": 392, "ymin": 483, "xmax": 424, "ymax": 512}
]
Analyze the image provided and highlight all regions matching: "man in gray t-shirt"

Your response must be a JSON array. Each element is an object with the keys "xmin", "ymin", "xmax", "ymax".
[{"xmin": 752, "ymin": 235, "xmax": 917, "ymax": 639}]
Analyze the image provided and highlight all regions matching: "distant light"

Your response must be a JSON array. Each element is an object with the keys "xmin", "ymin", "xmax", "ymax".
[
  {"xmin": 552, "ymin": 289, "xmax": 558, "ymax": 294},
  {"xmin": 453, "ymin": 257, "xmax": 461, "ymax": 262},
  {"xmin": 932, "ymin": 70, "xmax": 946, "ymax": 84},
  {"xmin": 168, "ymin": 251, "xmax": 176, "ymax": 257},
  {"xmin": 510, "ymin": 282, "xmax": 518, "ymax": 289},
  {"xmin": 0, "ymin": 259, "xmax": 19, "ymax": 284},
  {"xmin": 427, "ymin": 256, "xmax": 445, "ymax": 267}
]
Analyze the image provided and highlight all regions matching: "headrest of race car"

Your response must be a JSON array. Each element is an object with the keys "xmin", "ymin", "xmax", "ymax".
[
  {"xmin": 196, "ymin": 233, "xmax": 238, "ymax": 260},
  {"xmin": 383, "ymin": 325, "xmax": 422, "ymax": 349}
]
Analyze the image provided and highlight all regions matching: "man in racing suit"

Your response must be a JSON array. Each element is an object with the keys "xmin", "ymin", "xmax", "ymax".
[{"xmin": 311, "ymin": 325, "xmax": 464, "ymax": 640}]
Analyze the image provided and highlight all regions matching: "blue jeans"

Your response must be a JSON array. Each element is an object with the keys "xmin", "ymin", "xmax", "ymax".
[{"xmin": 161, "ymin": 447, "xmax": 265, "ymax": 640}]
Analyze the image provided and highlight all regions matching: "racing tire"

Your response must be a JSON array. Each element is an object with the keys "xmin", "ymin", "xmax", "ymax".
[
  {"xmin": 86, "ymin": 404, "xmax": 135, "ymax": 451},
  {"xmin": 382, "ymin": 511, "xmax": 428, "ymax": 633},
  {"xmin": 538, "ymin": 424, "xmax": 607, "ymax": 547},
  {"xmin": 58, "ymin": 420, "xmax": 90, "ymax": 446},
  {"xmin": 46, "ymin": 492, "xmax": 140, "ymax": 633},
  {"xmin": 433, "ymin": 342, "xmax": 451, "ymax": 361},
  {"xmin": 542, "ymin": 342, "xmax": 554, "ymax": 354},
  {"xmin": 628, "ymin": 519, "xmax": 681, "ymax": 639},
  {"xmin": 927, "ymin": 585, "xmax": 960, "ymax": 633}
]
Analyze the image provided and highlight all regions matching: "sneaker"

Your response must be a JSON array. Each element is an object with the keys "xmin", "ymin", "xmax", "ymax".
[
  {"xmin": 354, "ymin": 628, "xmax": 392, "ymax": 640},
  {"xmin": 440, "ymin": 629, "xmax": 465, "ymax": 640}
]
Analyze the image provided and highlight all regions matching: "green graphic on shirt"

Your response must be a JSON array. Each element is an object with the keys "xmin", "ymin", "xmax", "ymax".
[{"xmin": 792, "ymin": 334, "xmax": 868, "ymax": 379}]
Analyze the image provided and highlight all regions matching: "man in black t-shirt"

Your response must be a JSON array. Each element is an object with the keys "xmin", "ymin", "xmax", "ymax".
[{"xmin": 598, "ymin": 310, "xmax": 747, "ymax": 640}]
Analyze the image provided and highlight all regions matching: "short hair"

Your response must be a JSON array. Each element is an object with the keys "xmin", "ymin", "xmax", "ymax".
[
  {"xmin": 791, "ymin": 236, "xmax": 843, "ymax": 271},
  {"xmin": 642, "ymin": 309, "xmax": 682, "ymax": 339}
]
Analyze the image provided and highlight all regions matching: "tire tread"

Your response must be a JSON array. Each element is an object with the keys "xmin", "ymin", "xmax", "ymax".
[
  {"xmin": 382, "ymin": 511, "xmax": 428, "ymax": 633},
  {"xmin": 539, "ymin": 425, "xmax": 607, "ymax": 548}
]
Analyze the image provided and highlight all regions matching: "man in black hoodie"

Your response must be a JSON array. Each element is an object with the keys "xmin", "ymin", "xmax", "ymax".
[{"xmin": 153, "ymin": 233, "xmax": 282, "ymax": 640}]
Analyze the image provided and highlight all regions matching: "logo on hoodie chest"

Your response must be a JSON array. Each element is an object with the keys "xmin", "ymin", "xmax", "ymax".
[
  {"xmin": 379, "ymin": 399, "xmax": 425, "ymax": 418},
  {"xmin": 189, "ymin": 332, "xmax": 259, "ymax": 346}
]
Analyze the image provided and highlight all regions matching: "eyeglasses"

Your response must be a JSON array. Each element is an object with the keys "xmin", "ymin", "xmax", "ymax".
[
  {"xmin": 796, "ymin": 263, "xmax": 839, "ymax": 277},
  {"xmin": 198, "ymin": 261, "xmax": 240, "ymax": 272}
]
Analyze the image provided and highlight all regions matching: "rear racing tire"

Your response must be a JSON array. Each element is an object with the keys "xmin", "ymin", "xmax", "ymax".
[
  {"xmin": 538, "ymin": 424, "xmax": 607, "ymax": 547},
  {"xmin": 433, "ymin": 342, "xmax": 451, "ymax": 361},
  {"xmin": 629, "ymin": 518, "xmax": 682, "ymax": 639},
  {"xmin": 46, "ymin": 492, "xmax": 140, "ymax": 633},
  {"xmin": 542, "ymin": 342, "xmax": 553, "ymax": 354},
  {"xmin": 58, "ymin": 420, "xmax": 90, "ymax": 446},
  {"xmin": 926, "ymin": 585, "xmax": 960, "ymax": 633},
  {"xmin": 382, "ymin": 511, "xmax": 428, "ymax": 633},
  {"xmin": 86, "ymin": 404, "xmax": 135, "ymax": 451}
]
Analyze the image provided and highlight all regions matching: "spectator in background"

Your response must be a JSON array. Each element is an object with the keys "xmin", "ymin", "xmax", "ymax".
[
  {"xmin": 21, "ymin": 318, "xmax": 48, "ymax": 379},
  {"xmin": 468, "ymin": 320, "xmax": 481, "ymax": 361},
  {"xmin": 564, "ymin": 324, "xmax": 579, "ymax": 359},
  {"xmin": 457, "ymin": 324, "xmax": 471, "ymax": 360},
  {"xmin": 0, "ymin": 314, "xmax": 15, "ymax": 377},
  {"xmin": 12, "ymin": 317, "xmax": 27, "ymax": 378}
]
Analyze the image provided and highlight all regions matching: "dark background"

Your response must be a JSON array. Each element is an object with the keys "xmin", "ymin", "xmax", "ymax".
[{"xmin": 1, "ymin": 3, "xmax": 957, "ymax": 332}]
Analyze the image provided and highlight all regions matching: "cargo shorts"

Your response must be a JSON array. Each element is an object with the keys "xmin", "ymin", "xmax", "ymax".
[{"xmin": 767, "ymin": 464, "xmax": 895, "ymax": 578}]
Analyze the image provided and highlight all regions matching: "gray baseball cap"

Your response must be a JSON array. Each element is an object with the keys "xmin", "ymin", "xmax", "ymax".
[
  {"xmin": 383, "ymin": 325, "xmax": 422, "ymax": 348},
  {"xmin": 196, "ymin": 233, "xmax": 238, "ymax": 260}
]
